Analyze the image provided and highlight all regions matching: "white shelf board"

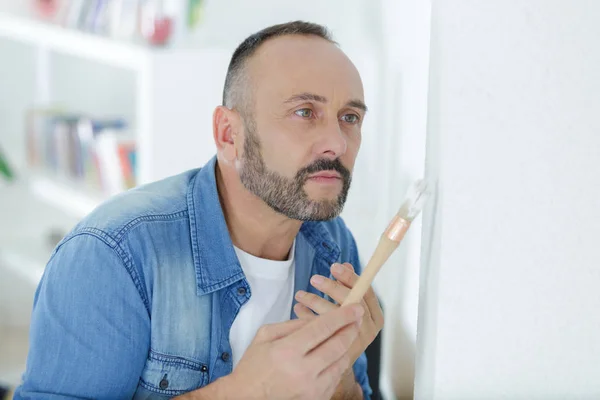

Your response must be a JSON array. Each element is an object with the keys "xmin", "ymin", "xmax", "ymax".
[
  {"xmin": 0, "ymin": 11, "xmax": 149, "ymax": 71},
  {"xmin": 29, "ymin": 176, "xmax": 104, "ymax": 219}
]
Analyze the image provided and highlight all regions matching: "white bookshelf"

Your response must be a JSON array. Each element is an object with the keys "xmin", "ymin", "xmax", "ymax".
[
  {"xmin": 0, "ymin": 9, "xmax": 233, "ymax": 331},
  {"xmin": 0, "ymin": 11, "xmax": 148, "ymax": 71},
  {"xmin": 28, "ymin": 175, "xmax": 105, "ymax": 218},
  {"xmin": 0, "ymin": 11, "xmax": 232, "ymax": 219}
]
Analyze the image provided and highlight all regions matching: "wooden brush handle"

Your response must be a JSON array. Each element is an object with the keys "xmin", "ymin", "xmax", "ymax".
[{"xmin": 342, "ymin": 236, "xmax": 400, "ymax": 305}]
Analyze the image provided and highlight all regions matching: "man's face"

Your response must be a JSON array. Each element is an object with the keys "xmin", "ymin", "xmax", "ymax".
[{"xmin": 236, "ymin": 35, "xmax": 366, "ymax": 221}]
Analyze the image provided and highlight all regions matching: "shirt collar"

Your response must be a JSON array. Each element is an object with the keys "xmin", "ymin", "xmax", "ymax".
[{"xmin": 187, "ymin": 156, "xmax": 341, "ymax": 296}]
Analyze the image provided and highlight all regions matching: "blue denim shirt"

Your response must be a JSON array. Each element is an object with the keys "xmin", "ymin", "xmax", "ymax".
[{"xmin": 14, "ymin": 156, "xmax": 372, "ymax": 400}]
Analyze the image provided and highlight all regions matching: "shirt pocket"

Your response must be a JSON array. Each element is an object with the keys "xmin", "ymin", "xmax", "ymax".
[{"xmin": 137, "ymin": 350, "xmax": 209, "ymax": 398}]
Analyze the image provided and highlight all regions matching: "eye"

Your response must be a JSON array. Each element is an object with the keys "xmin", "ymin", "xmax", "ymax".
[
  {"xmin": 341, "ymin": 113, "xmax": 360, "ymax": 124},
  {"xmin": 294, "ymin": 108, "xmax": 314, "ymax": 118}
]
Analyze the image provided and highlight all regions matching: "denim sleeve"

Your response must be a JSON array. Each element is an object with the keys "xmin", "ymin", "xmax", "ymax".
[
  {"xmin": 13, "ymin": 233, "xmax": 150, "ymax": 400},
  {"xmin": 348, "ymin": 230, "xmax": 374, "ymax": 400},
  {"xmin": 353, "ymin": 352, "xmax": 372, "ymax": 400}
]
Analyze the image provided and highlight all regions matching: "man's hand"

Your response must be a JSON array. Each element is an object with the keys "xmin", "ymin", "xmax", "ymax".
[
  {"xmin": 294, "ymin": 262, "xmax": 385, "ymax": 368},
  {"xmin": 182, "ymin": 304, "xmax": 365, "ymax": 400},
  {"xmin": 330, "ymin": 369, "xmax": 363, "ymax": 400}
]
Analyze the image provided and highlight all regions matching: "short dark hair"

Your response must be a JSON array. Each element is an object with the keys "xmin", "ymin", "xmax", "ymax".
[{"xmin": 222, "ymin": 21, "xmax": 336, "ymax": 113}]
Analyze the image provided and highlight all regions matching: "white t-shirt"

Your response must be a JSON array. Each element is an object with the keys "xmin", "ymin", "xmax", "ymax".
[{"xmin": 230, "ymin": 241, "xmax": 296, "ymax": 368}]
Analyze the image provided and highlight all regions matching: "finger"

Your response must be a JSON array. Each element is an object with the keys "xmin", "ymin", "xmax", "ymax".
[
  {"xmin": 254, "ymin": 318, "xmax": 309, "ymax": 343},
  {"xmin": 322, "ymin": 369, "xmax": 357, "ymax": 400},
  {"xmin": 285, "ymin": 304, "xmax": 364, "ymax": 354},
  {"xmin": 294, "ymin": 302, "xmax": 316, "ymax": 319},
  {"xmin": 307, "ymin": 321, "xmax": 358, "ymax": 374},
  {"xmin": 341, "ymin": 263, "xmax": 378, "ymax": 304},
  {"xmin": 334, "ymin": 263, "xmax": 384, "ymax": 327},
  {"xmin": 330, "ymin": 263, "xmax": 359, "ymax": 289},
  {"xmin": 366, "ymin": 291, "xmax": 385, "ymax": 328},
  {"xmin": 318, "ymin": 355, "xmax": 352, "ymax": 400},
  {"xmin": 295, "ymin": 290, "xmax": 338, "ymax": 315},
  {"xmin": 310, "ymin": 273, "xmax": 351, "ymax": 305}
]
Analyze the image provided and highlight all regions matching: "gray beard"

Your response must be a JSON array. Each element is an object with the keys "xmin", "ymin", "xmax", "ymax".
[{"xmin": 238, "ymin": 122, "xmax": 352, "ymax": 221}]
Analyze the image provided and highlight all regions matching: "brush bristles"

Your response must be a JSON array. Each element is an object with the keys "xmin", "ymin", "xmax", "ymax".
[{"xmin": 397, "ymin": 179, "xmax": 429, "ymax": 222}]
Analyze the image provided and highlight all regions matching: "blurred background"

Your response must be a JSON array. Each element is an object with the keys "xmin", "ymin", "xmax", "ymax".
[{"xmin": 0, "ymin": 0, "xmax": 429, "ymax": 399}]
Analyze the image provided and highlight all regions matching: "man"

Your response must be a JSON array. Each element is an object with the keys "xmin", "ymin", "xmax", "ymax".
[{"xmin": 15, "ymin": 21, "xmax": 384, "ymax": 399}]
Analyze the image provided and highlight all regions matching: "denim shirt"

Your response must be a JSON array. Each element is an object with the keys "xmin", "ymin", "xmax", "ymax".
[{"xmin": 14, "ymin": 156, "xmax": 372, "ymax": 400}]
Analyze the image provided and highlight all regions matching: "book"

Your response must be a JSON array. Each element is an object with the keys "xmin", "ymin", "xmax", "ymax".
[{"xmin": 25, "ymin": 107, "xmax": 137, "ymax": 196}]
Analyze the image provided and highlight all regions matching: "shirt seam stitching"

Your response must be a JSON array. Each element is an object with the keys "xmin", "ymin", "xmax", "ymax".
[
  {"xmin": 112, "ymin": 210, "xmax": 189, "ymax": 242},
  {"xmin": 60, "ymin": 228, "xmax": 152, "ymax": 315},
  {"xmin": 186, "ymin": 172, "xmax": 205, "ymax": 292},
  {"xmin": 149, "ymin": 349, "xmax": 208, "ymax": 370}
]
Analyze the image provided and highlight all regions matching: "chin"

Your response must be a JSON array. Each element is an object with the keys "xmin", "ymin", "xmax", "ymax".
[
  {"xmin": 304, "ymin": 186, "xmax": 343, "ymax": 199},
  {"xmin": 307, "ymin": 208, "xmax": 344, "ymax": 222},
  {"xmin": 307, "ymin": 194, "xmax": 340, "ymax": 204}
]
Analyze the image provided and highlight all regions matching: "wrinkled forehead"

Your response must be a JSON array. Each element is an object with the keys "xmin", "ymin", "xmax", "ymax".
[{"xmin": 246, "ymin": 35, "xmax": 365, "ymax": 109}]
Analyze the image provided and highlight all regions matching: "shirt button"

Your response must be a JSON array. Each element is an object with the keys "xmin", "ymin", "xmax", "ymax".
[
  {"xmin": 237, "ymin": 287, "xmax": 246, "ymax": 296},
  {"xmin": 159, "ymin": 376, "xmax": 169, "ymax": 390},
  {"xmin": 221, "ymin": 352, "xmax": 230, "ymax": 362},
  {"xmin": 201, "ymin": 365, "xmax": 208, "ymax": 373}
]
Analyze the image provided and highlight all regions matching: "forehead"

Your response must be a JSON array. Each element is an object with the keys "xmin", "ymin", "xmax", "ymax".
[{"xmin": 246, "ymin": 35, "xmax": 364, "ymax": 106}]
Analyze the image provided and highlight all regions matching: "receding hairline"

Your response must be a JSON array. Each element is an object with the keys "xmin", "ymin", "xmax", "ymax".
[{"xmin": 222, "ymin": 21, "xmax": 337, "ymax": 113}]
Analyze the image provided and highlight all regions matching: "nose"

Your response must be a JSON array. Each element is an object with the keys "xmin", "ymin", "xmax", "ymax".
[{"xmin": 315, "ymin": 121, "xmax": 347, "ymax": 159}]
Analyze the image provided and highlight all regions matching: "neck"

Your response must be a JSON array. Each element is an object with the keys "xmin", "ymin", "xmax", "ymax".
[{"xmin": 216, "ymin": 161, "xmax": 302, "ymax": 261}]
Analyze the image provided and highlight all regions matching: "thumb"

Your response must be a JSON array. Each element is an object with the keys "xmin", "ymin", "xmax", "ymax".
[{"xmin": 254, "ymin": 318, "xmax": 310, "ymax": 343}]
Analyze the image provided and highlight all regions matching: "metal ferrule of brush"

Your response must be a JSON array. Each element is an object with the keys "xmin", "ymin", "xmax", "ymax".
[{"xmin": 384, "ymin": 214, "xmax": 411, "ymax": 243}]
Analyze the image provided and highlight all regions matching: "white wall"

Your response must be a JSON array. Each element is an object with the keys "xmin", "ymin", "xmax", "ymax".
[{"xmin": 416, "ymin": 1, "xmax": 600, "ymax": 399}]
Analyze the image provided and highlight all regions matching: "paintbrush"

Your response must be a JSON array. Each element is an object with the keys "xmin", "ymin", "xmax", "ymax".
[{"xmin": 342, "ymin": 179, "xmax": 430, "ymax": 306}]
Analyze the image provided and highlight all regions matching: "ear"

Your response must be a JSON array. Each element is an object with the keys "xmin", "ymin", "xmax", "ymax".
[{"xmin": 213, "ymin": 106, "xmax": 242, "ymax": 162}]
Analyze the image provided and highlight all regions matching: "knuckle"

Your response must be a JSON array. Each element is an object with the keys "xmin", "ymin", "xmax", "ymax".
[
  {"xmin": 333, "ymin": 280, "xmax": 345, "ymax": 292},
  {"xmin": 319, "ymin": 277, "xmax": 332, "ymax": 289},
  {"xmin": 305, "ymin": 292, "xmax": 319, "ymax": 306},
  {"xmin": 378, "ymin": 313, "xmax": 386, "ymax": 329},
  {"xmin": 254, "ymin": 328, "xmax": 267, "ymax": 342},
  {"xmin": 319, "ymin": 315, "xmax": 338, "ymax": 335},
  {"xmin": 256, "ymin": 325, "xmax": 270, "ymax": 340},
  {"xmin": 294, "ymin": 303, "xmax": 306, "ymax": 316}
]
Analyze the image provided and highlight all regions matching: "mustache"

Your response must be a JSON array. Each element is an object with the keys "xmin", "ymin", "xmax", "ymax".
[{"xmin": 296, "ymin": 158, "xmax": 351, "ymax": 182}]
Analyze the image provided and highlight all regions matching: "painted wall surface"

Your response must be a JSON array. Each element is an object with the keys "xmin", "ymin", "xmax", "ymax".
[{"xmin": 416, "ymin": 1, "xmax": 600, "ymax": 399}]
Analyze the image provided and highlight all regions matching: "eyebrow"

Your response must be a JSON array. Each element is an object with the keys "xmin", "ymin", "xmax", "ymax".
[
  {"xmin": 284, "ymin": 92, "xmax": 368, "ymax": 113},
  {"xmin": 346, "ymin": 99, "xmax": 368, "ymax": 113}
]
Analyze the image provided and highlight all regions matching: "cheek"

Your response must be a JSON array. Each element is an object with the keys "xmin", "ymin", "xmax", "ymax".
[
  {"xmin": 260, "ymin": 137, "xmax": 306, "ymax": 177},
  {"xmin": 343, "ymin": 133, "xmax": 361, "ymax": 166},
  {"xmin": 349, "ymin": 132, "xmax": 361, "ymax": 151},
  {"xmin": 266, "ymin": 128, "xmax": 315, "ymax": 170}
]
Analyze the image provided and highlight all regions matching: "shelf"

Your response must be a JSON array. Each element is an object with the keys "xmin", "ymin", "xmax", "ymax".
[
  {"xmin": 0, "ymin": 11, "xmax": 149, "ymax": 71},
  {"xmin": 29, "ymin": 176, "xmax": 105, "ymax": 219}
]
